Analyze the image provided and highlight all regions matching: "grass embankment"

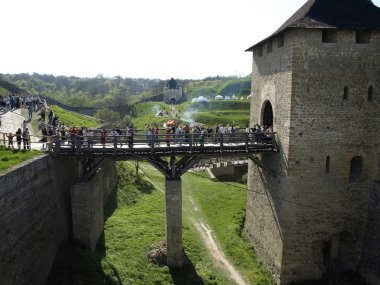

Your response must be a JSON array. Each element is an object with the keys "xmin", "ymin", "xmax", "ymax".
[
  {"xmin": 50, "ymin": 105, "xmax": 101, "ymax": 128},
  {"xmin": 0, "ymin": 146, "xmax": 42, "ymax": 172},
  {"xmin": 132, "ymin": 100, "xmax": 250, "ymax": 130},
  {"xmin": 47, "ymin": 162, "xmax": 274, "ymax": 285}
]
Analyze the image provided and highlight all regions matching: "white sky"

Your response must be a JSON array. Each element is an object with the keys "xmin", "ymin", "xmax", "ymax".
[{"xmin": 1, "ymin": 0, "xmax": 380, "ymax": 80}]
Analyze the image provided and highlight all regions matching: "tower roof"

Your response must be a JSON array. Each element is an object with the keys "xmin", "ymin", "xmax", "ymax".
[{"xmin": 246, "ymin": 0, "xmax": 380, "ymax": 51}]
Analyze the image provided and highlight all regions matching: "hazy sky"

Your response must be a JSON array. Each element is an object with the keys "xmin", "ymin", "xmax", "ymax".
[{"xmin": 1, "ymin": 0, "xmax": 380, "ymax": 80}]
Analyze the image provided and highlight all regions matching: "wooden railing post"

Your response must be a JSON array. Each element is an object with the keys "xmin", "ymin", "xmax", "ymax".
[
  {"xmin": 151, "ymin": 135, "xmax": 155, "ymax": 155},
  {"xmin": 220, "ymin": 133, "xmax": 224, "ymax": 153}
]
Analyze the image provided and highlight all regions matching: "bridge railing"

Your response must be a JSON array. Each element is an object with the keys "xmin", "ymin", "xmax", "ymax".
[
  {"xmin": 1, "ymin": 130, "xmax": 278, "ymax": 154},
  {"xmin": 52, "ymin": 131, "xmax": 277, "ymax": 154}
]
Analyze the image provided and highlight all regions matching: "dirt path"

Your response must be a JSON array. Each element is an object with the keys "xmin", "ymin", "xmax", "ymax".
[{"xmin": 134, "ymin": 163, "xmax": 249, "ymax": 285}]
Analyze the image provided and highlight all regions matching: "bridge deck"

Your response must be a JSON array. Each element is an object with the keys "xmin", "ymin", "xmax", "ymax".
[{"xmin": 53, "ymin": 132, "xmax": 278, "ymax": 159}]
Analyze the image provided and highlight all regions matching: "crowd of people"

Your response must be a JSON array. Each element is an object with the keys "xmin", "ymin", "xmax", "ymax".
[{"xmin": 1, "ymin": 92, "xmax": 274, "ymax": 151}]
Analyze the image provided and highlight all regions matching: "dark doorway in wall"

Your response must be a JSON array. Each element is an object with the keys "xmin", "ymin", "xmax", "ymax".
[
  {"xmin": 326, "ymin": 156, "xmax": 330, "ymax": 174},
  {"xmin": 262, "ymin": 100, "xmax": 273, "ymax": 127},
  {"xmin": 322, "ymin": 240, "xmax": 332, "ymax": 267},
  {"xmin": 368, "ymin": 86, "xmax": 373, "ymax": 102},
  {"xmin": 170, "ymin": 98, "xmax": 176, "ymax": 104},
  {"xmin": 349, "ymin": 156, "xmax": 363, "ymax": 182}
]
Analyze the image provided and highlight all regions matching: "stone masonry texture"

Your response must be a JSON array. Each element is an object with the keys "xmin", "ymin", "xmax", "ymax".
[
  {"xmin": 0, "ymin": 156, "xmax": 117, "ymax": 285},
  {"xmin": 246, "ymin": 28, "xmax": 380, "ymax": 284}
]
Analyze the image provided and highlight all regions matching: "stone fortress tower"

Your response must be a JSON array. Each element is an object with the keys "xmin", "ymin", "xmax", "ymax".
[
  {"xmin": 245, "ymin": 0, "xmax": 380, "ymax": 284},
  {"xmin": 163, "ymin": 77, "xmax": 183, "ymax": 104}
]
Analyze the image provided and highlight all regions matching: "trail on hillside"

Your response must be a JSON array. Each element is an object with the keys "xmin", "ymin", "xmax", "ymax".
[{"xmin": 133, "ymin": 163, "xmax": 249, "ymax": 285}]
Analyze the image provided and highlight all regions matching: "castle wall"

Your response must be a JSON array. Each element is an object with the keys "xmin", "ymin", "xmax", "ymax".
[
  {"xmin": 360, "ymin": 182, "xmax": 380, "ymax": 285},
  {"xmin": 246, "ymin": 29, "xmax": 296, "ymax": 282},
  {"xmin": 0, "ymin": 156, "xmax": 117, "ymax": 285},
  {"xmin": 247, "ymin": 28, "xmax": 380, "ymax": 284},
  {"xmin": 281, "ymin": 29, "xmax": 380, "ymax": 283}
]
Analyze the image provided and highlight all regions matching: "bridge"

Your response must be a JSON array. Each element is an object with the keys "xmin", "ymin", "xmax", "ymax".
[
  {"xmin": 50, "ymin": 130, "xmax": 279, "ymax": 266},
  {"xmin": 53, "ymin": 131, "xmax": 277, "ymax": 177},
  {"xmin": 4, "ymin": 128, "xmax": 278, "ymax": 267}
]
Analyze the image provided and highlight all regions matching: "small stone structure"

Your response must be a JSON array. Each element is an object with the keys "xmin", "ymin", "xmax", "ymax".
[
  {"xmin": 163, "ymin": 78, "xmax": 183, "ymax": 104},
  {"xmin": 245, "ymin": 0, "xmax": 380, "ymax": 284}
]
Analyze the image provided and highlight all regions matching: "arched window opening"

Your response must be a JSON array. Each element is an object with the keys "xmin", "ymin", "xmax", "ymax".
[
  {"xmin": 262, "ymin": 101, "xmax": 273, "ymax": 128},
  {"xmin": 326, "ymin": 156, "xmax": 330, "ymax": 174},
  {"xmin": 343, "ymin": 86, "xmax": 348, "ymax": 100},
  {"xmin": 368, "ymin": 86, "xmax": 373, "ymax": 101},
  {"xmin": 349, "ymin": 156, "xmax": 363, "ymax": 182}
]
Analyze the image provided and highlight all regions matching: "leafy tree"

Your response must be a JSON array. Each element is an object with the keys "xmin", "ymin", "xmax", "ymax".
[{"xmin": 94, "ymin": 108, "xmax": 121, "ymax": 125}]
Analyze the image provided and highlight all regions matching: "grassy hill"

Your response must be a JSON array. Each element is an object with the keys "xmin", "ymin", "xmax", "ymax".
[
  {"xmin": 1, "ymin": 73, "xmax": 251, "ymax": 107},
  {"xmin": 130, "ymin": 100, "xmax": 250, "ymax": 129},
  {"xmin": 184, "ymin": 77, "xmax": 251, "ymax": 100}
]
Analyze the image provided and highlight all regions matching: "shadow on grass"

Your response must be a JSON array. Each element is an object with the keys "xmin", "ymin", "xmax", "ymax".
[
  {"xmin": 169, "ymin": 251, "xmax": 204, "ymax": 285},
  {"xmin": 46, "ymin": 241, "xmax": 120, "ymax": 285}
]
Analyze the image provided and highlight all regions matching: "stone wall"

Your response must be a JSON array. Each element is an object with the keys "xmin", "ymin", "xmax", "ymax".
[
  {"xmin": 71, "ymin": 159, "xmax": 118, "ymax": 250},
  {"xmin": 0, "ymin": 155, "xmax": 117, "ymax": 285},
  {"xmin": 209, "ymin": 162, "xmax": 247, "ymax": 181},
  {"xmin": 246, "ymin": 28, "xmax": 380, "ymax": 284},
  {"xmin": 360, "ymin": 182, "xmax": 380, "ymax": 285}
]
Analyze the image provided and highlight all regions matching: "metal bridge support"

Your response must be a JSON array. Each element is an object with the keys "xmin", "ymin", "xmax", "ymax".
[{"xmin": 165, "ymin": 177, "xmax": 182, "ymax": 267}]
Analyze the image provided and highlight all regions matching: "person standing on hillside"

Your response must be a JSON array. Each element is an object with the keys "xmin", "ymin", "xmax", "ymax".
[
  {"xmin": 48, "ymin": 109, "xmax": 54, "ymax": 125},
  {"xmin": 16, "ymin": 128, "xmax": 22, "ymax": 150},
  {"xmin": 21, "ymin": 120, "xmax": 28, "ymax": 130},
  {"xmin": 27, "ymin": 102, "xmax": 33, "ymax": 119},
  {"xmin": 41, "ymin": 126, "xmax": 48, "ymax": 149},
  {"xmin": 22, "ymin": 128, "xmax": 30, "ymax": 150},
  {"xmin": 7, "ymin": 133, "xmax": 14, "ymax": 148}
]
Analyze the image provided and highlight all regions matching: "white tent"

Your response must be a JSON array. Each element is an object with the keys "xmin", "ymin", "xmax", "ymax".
[
  {"xmin": 215, "ymin": 95, "xmax": 224, "ymax": 100},
  {"xmin": 192, "ymin": 96, "xmax": 209, "ymax": 103}
]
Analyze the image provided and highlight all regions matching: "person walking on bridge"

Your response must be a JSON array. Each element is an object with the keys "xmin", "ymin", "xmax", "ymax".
[
  {"xmin": 100, "ymin": 128, "xmax": 107, "ymax": 148},
  {"xmin": 110, "ymin": 128, "xmax": 119, "ymax": 148}
]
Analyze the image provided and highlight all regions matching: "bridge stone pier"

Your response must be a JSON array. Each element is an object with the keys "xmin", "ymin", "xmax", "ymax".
[
  {"xmin": 165, "ymin": 178, "xmax": 183, "ymax": 266},
  {"xmin": 71, "ymin": 158, "xmax": 117, "ymax": 251}
]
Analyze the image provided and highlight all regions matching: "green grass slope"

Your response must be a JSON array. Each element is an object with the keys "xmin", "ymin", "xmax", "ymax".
[{"xmin": 47, "ymin": 162, "xmax": 275, "ymax": 285}]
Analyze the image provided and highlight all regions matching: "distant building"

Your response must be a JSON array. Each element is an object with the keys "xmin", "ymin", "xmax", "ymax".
[
  {"xmin": 214, "ymin": 95, "xmax": 223, "ymax": 100},
  {"xmin": 163, "ymin": 78, "xmax": 183, "ymax": 104}
]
